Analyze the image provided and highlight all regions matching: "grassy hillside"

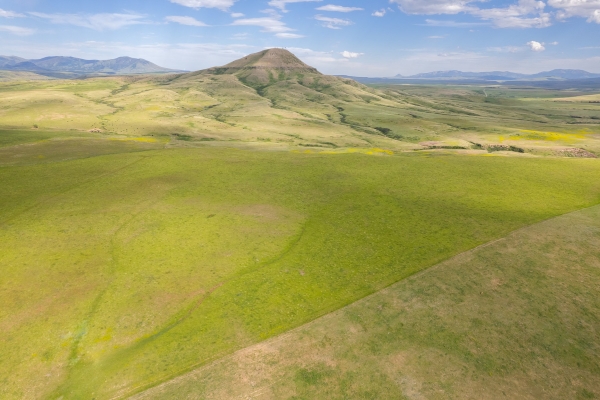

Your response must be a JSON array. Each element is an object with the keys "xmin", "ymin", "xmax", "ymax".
[
  {"xmin": 134, "ymin": 203, "xmax": 600, "ymax": 400},
  {"xmin": 1, "ymin": 142, "xmax": 600, "ymax": 398},
  {"xmin": 0, "ymin": 50, "xmax": 598, "ymax": 156},
  {"xmin": 1, "ymin": 50, "xmax": 600, "ymax": 399}
]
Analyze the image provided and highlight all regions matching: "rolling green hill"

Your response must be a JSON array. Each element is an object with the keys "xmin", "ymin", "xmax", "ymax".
[
  {"xmin": 0, "ymin": 49, "xmax": 599, "ymax": 399},
  {"xmin": 0, "ymin": 48, "xmax": 598, "ymax": 156}
]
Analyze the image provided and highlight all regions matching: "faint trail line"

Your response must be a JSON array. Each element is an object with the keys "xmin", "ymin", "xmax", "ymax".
[
  {"xmin": 131, "ymin": 281, "xmax": 225, "ymax": 347},
  {"xmin": 50, "ymin": 195, "xmax": 166, "ymax": 397},
  {"xmin": 107, "ymin": 222, "xmax": 311, "ymax": 400},
  {"xmin": 0, "ymin": 155, "xmax": 149, "ymax": 228}
]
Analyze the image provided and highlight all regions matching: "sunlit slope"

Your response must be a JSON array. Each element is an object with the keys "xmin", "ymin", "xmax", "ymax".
[
  {"xmin": 2, "ymin": 146, "xmax": 600, "ymax": 399},
  {"xmin": 0, "ymin": 49, "xmax": 597, "ymax": 154},
  {"xmin": 135, "ymin": 203, "xmax": 600, "ymax": 400}
]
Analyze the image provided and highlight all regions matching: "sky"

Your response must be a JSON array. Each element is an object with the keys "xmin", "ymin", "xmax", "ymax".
[{"xmin": 0, "ymin": 0, "xmax": 599, "ymax": 76}]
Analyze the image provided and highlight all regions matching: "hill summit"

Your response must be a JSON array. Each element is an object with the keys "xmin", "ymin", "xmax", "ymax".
[
  {"xmin": 218, "ymin": 48, "xmax": 319, "ymax": 72},
  {"xmin": 198, "ymin": 48, "xmax": 321, "ymax": 86}
]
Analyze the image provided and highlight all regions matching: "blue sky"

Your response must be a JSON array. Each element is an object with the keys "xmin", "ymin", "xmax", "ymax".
[{"xmin": 0, "ymin": 0, "xmax": 599, "ymax": 76}]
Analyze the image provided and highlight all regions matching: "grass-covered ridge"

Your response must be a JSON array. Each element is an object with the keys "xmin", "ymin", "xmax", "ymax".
[{"xmin": 1, "ymin": 146, "xmax": 600, "ymax": 399}]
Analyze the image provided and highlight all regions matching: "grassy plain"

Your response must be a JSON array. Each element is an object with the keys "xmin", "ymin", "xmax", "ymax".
[
  {"xmin": 1, "ymin": 142, "xmax": 600, "ymax": 398},
  {"xmin": 135, "ymin": 203, "xmax": 600, "ymax": 400},
  {"xmin": 1, "ymin": 58, "xmax": 599, "ymax": 399}
]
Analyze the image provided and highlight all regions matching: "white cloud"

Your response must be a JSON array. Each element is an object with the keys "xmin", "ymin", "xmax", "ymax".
[
  {"xmin": 527, "ymin": 40, "xmax": 545, "ymax": 51},
  {"xmin": 390, "ymin": 0, "xmax": 477, "ymax": 15},
  {"xmin": 169, "ymin": 0, "xmax": 237, "ymax": 11},
  {"xmin": 0, "ymin": 8, "xmax": 25, "ymax": 18},
  {"xmin": 472, "ymin": 0, "xmax": 552, "ymax": 28},
  {"xmin": 393, "ymin": 0, "xmax": 553, "ymax": 28},
  {"xmin": 166, "ymin": 16, "xmax": 208, "ymax": 26},
  {"xmin": 428, "ymin": 35, "xmax": 446, "ymax": 38},
  {"xmin": 29, "ymin": 12, "xmax": 147, "ymax": 30},
  {"xmin": 316, "ymin": 5, "xmax": 363, "ymax": 12},
  {"xmin": 231, "ymin": 12, "xmax": 245, "ymax": 18},
  {"xmin": 341, "ymin": 51, "xmax": 363, "ymax": 58},
  {"xmin": 372, "ymin": 9, "xmax": 386, "ymax": 17},
  {"xmin": 0, "ymin": 25, "xmax": 34, "ymax": 35},
  {"xmin": 393, "ymin": 0, "xmax": 600, "ymax": 26},
  {"xmin": 549, "ymin": 0, "xmax": 600, "ymax": 23},
  {"xmin": 269, "ymin": 0, "xmax": 322, "ymax": 12},
  {"xmin": 423, "ymin": 19, "xmax": 487, "ymax": 27},
  {"xmin": 231, "ymin": 12, "xmax": 297, "ymax": 36},
  {"xmin": 276, "ymin": 32, "xmax": 304, "ymax": 38},
  {"xmin": 233, "ymin": 17, "xmax": 290, "ymax": 32},
  {"xmin": 487, "ymin": 45, "xmax": 525, "ymax": 52},
  {"xmin": 314, "ymin": 14, "xmax": 353, "ymax": 28}
]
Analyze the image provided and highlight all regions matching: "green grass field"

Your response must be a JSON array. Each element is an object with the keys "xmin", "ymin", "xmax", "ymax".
[
  {"xmin": 134, "ymin": 203, "xmax": 600, "ymax": 400},
  {"xmin": 1, "ymin": 63, "xmax": 600, "ymax": 399},
  {"xmin": 1, "ymin": 141, "xmax": 600, "ymax": 399}
]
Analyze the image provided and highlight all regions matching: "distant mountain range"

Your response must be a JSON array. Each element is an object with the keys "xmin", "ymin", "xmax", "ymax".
[
  {"xmin": 0, "ymin": 56, "xmax": 181, "ymax": 77},
  {"xmin": 393, "ymin": 69, "xmax": 600, "ymax": 81}
]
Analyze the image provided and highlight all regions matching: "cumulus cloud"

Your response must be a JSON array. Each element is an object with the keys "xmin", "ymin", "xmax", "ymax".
[
  {"xmin": 549, "ymin": 0, "xmax": 600, "ymax": 23},
  {"xmin": 341, "ymin": 51, "xmax": 363, "ymax": 58},
  {"xmin": 29, "ymin": 12, "xmax": 147, "ymax": 30},
  {"xmin": 169, "ymin": 0, "xmax": 237, "ymax": 10},
  {"xmin": 231, "ymin": 12, "xmax": 245, "ymax": 18},
  {"xmin": 472, "ymin": 0, "xmax": 552, "ymax": 28},
  {"xmin": 231, "ymin": 11, "xmax": 301, "ymax": 37},
  {"xmin": 166, "ymin": 16, "xmax": 208, "ymax": 26},
  {"xmin": 314, "ymin": 14, "xmax": 353, "ymax": 28},
  {"xmin": 316, "ymin": 5, "xmax": 363, "ymax": 12},
  {"xmin": 527, "ymin": 40, "xmax": 545, "ymax": 51},
  {"xmin": 0, "ymin": 8, "xmax": 25, "ymax": 18},
  {"xmin": 269, "ymin": 0, "xmax": 322, "ymax": 12},
  {"xmin": 372, "ymin": 9, "xmax": 387, "ymax": 17},
  {"xmin": 0, "ymin": 25, "xmax": 34, "ymax": 35}
]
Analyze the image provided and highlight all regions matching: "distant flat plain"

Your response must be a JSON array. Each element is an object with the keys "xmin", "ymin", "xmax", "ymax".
[{"xmin": 0, "ymin": 72, "xmax": 599, "ymax": 399}]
